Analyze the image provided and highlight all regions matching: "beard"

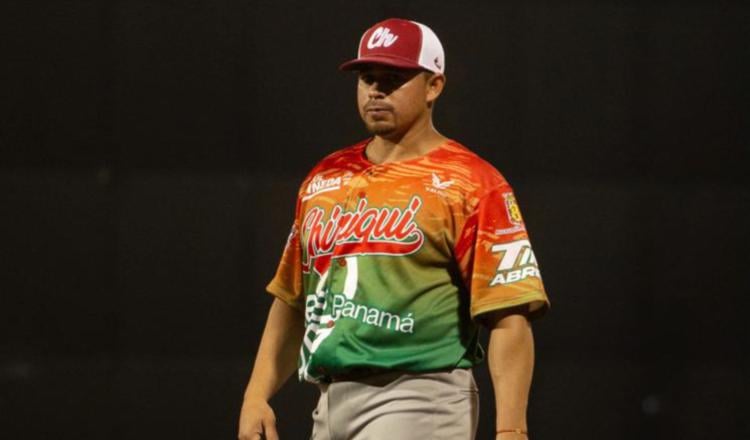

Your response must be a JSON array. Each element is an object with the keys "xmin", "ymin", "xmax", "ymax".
[
  {"xmin": 362, "ymin": 113, "xmax": 399, "ymax": 136},
  {"xmin": 364, "ymin": 121, "xmax": 396, "ymax": 136}
]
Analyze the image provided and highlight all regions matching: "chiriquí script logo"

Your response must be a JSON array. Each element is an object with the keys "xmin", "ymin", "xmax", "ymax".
[{"xmin": 301, "ymin": 196, "xmax": 425, "ymax": 275}]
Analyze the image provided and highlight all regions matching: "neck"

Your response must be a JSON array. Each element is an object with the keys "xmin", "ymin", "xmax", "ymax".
[{"xmin": 366, "ymin": 118, "xmax": 448, "ymax": 165}]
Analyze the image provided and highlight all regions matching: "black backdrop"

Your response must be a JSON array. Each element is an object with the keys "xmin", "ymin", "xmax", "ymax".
[{"xmin": 1, "ymin": 1, "xmax": 748, "ymax": 439}]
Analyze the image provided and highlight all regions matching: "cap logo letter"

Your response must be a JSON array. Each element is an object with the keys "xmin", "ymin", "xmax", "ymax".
[{"xmin": 367, "ymin": 26, "xmax": 399, "ymax": 49}]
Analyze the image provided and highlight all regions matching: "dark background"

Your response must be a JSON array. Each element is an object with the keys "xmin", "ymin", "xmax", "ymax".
[{"xmin": 1, "ymin": 0, "xmax": 748, "ymax": 439}]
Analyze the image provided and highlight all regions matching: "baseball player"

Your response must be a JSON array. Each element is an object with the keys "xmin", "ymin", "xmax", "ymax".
[{"xmin": 238, "ymin": 18, "xmax": 549, "ymax": 440}]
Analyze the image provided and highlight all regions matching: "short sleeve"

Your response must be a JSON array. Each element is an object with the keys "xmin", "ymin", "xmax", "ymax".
[
  {"xmin": 265, "ymin": 197, "xmax": 305, "ymax": 311},
  {"xmin": 456, "ymin": 185, "xmax": 549, "ymax": 320}
]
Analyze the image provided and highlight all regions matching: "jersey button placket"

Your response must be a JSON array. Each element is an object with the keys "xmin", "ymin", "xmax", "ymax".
[
  {"xmin": 328, "ymin": 171, "xmax": 360, "ymax": 298},
  {"xmin": 357, "ymin": 167, "xmax": 378, "ymax": 204},
  {"xmin": 327, "ymin": 169, "xmax": 366, "ymax": 302}
]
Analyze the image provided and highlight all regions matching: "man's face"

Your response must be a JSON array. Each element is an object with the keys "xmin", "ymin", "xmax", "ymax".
[{"xmin": 356, "ymin": 65, "xmax": 435, "ymax": 138}]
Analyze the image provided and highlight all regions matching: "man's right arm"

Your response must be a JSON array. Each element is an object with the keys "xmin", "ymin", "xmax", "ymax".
[{"xmin": 238, "ymin": 297, "xmax": 305, "ymax": 440}]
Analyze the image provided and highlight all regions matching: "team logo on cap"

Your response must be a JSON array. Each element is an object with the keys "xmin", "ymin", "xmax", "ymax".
[{"xmin": 367, "ymin": 27, "xmax": 399, "ymax": 49}]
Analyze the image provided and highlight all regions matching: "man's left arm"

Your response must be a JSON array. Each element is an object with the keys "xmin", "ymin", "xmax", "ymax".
[{"xmin": 485, "ymin": 309, "xmax": 535, "ymax": 440}]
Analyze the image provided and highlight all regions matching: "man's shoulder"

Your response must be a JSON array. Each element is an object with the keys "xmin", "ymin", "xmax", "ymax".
[
  {"xmin": 293, "ymin": 139, "xmax": 368, "ymax": 198},
  {"xmin": 307, "ymin": 139, "xmax": 369, "ymax": 175},
  {"xmin": 440, "ymin": 140, "xmax": 511, "ymax": 191}
]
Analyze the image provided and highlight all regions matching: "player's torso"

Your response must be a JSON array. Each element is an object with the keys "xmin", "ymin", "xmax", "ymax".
[{"xmin": 296, "ymin": 140, "xmax": 487, "ymax": 382}]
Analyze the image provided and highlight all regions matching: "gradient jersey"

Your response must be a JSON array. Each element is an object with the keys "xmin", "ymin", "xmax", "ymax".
[{"xmin": 267, "ymin": 139, "xmax": 549, "ymax": 383}]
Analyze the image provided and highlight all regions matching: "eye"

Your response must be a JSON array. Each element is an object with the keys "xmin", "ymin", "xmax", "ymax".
[{"xmin": 359, "ymin": 73, "xmax": 376, "ymax": 85}]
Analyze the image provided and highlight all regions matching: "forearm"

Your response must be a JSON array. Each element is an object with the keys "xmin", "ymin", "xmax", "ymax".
[
  {"xmin": 243, "ymin": 297, "xmax": 305, "ymax": 402},
  {"xmin": 486, "ymin": 313, "xmax": 535, "ymax": 437}
]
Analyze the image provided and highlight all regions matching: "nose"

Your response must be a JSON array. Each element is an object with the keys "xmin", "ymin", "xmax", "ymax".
[{"xmin": 366, "ymin": 81, "xmax": 386, "ymax": 98}]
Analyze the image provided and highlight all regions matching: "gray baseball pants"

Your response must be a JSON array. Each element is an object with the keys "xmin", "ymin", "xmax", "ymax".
[{"xmin": 309, "ymin": 368, "xmax": 479, "ymax": 440}]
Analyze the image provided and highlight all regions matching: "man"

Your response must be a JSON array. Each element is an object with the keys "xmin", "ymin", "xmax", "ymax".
[{"xmin": 238, "ymin": 18, "xmax": 549, "ymax": 440}]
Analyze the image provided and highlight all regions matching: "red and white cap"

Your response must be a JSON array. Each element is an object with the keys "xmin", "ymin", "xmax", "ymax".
[{"xmin": 339, "ymin": 18, "xmax": 445, "ymax": 74}]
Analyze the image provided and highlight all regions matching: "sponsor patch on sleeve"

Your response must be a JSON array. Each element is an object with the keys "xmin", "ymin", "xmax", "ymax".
[
  {"xmin": 494, "ymin": 192, "xmax": 526, "ymax": 235},
  {"xmin": 504, "ymin": 192, "xmax": 523, "ymax": 225},
  {"xmin": 489, "ymin": 239, "xmax": 541, "ymax": 286}
]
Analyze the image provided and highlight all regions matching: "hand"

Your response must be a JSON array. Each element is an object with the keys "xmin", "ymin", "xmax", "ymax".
[
  {"xmin": 496, "ymin": 430, "xmax": 528, "ymax": 440},
  {"xmin": 496, "ymin": 434, "xmax": 528, "ymax": 440},
  {"xmin": 238, "ymin": 398, "xmax": 279, "ymax": 440}
]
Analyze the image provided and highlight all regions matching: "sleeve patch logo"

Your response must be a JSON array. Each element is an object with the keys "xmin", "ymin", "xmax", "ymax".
[
  {"xmin": 503, "ymin": 192, "xmax": 523, "ymax": 226},
  {"xmin": 489, "ymin": 239, "xmax": 541, "ymax": 286}
]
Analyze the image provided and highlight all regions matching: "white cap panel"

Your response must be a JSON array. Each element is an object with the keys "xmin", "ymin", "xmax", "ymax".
[{"xmin": 412, "ymin": 21, "xmax": 445, "ymax": 74}]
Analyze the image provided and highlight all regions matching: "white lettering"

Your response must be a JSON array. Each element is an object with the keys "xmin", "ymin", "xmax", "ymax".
[
  {"xmin": 330, "ymin": 294, "xmax": 414, "ymax": 334},
  {"xmin": 491, "ymin": 239, "xmax": 532, "ymax": 271},
  {"xmin": 489, "ymin": 266, "xmax": 540, "ymax": 287},
  {"xmin": 367, "ymin": 27, "xmax": 399, "ymax": 49},
  {"xmin": 399, "ymin": 313, "xmax": 415, "ymax": 333},
  {"xmin": 489, "ymin": 239, "xmax": 541, "ymax": 287},
  {"xmin": 302, "ymin": 174, "xmax": 344, "ymax": 201}
]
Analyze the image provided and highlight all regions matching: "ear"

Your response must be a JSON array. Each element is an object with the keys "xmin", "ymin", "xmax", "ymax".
[{"xmin": 425, "ymin": 73, "xmax": 446, "ymax": 104}]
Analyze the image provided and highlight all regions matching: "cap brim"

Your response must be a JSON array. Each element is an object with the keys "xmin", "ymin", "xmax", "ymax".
[{"xmin": 339, "ymin": 55, "xmax": 425, "ymax": 72}]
